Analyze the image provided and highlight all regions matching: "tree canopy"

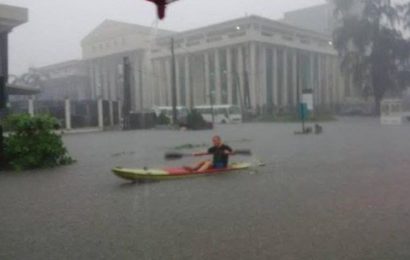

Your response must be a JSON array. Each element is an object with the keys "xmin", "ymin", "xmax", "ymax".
[{"xmin": 333, "ymin": 0, "xmax": 410, "ymax": 115}]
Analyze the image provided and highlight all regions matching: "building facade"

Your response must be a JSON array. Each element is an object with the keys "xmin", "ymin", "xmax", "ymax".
[
  {"xmin": 31, "ymin": 4, "xmax": 360, "ymax": 115},
  {"xmin": 151, "ymin": 15, "xmax": 348, "ymax": 113},
  {"xmin": 33, "ymin": 60, "xmax": 90, "ymax": 100},
  {"xmin": 282, "ymin": 4, "xmax": 335, "ymax": 36},
  {"xmin": 0, "ymin": 4, "xmax": 28, "ymax": 108},
  {"xmin": 81, "ymin": 20, "xmax": 173, "ymax": 112}
]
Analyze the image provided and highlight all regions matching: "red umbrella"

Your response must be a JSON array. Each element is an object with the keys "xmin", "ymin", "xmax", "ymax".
[{"xmin": 146, "ymin": 0, "xmax": 179, "ymax": 19}]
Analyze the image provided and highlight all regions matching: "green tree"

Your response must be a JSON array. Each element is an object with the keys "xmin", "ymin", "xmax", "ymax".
[
  {"xmin": 333, "ymin": 0, "xmax": 410, "ymax": 115},
  {"xmin": 3, "ymin": 114, "xmax": 74, "ymax": 171}
]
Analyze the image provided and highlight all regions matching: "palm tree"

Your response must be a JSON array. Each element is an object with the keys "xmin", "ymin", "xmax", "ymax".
[{"xmin": 333, "ymin": 0, "xmax": 410, "ymax": 115}]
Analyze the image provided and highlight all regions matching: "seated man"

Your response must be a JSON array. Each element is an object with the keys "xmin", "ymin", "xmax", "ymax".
[{"xmin": 185, "ymin": 135, "xmax": 233, "ymax": 172}]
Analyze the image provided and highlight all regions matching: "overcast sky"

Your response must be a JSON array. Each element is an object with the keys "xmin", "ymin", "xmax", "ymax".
[{"xmin": 2, "ymin": 0, "xmax": 328, "ymax": 74}]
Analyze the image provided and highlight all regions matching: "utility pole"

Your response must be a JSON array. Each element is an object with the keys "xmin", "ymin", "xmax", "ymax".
[
  {"xmin": 297, "ymin": 52, "xmax": 305, "ymax": 133},
  {"xmin": 138, "ymin": 56, "xmax": 145, "ymax": 129},
  {"xmin": 122, "ymin": 57, "xmax": 131, "ymax": 130},
  {"xmin": 170, "ymin": 37, "xmax": 178, "ymax": 125}
]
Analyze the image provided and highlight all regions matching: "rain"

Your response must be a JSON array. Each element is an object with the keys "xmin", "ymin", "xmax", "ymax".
[{"xmin": 1, "ymin": 0, "xmax": 410, "ymax": 259}]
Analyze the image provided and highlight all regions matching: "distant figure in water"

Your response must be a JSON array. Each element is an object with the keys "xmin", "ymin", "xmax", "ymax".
[
  {"xmin": 315, "ymin": 124, "xmax": 323, "ymax": 134},
  {"xmin": 184, "ymin": 135, "xmax": 233, "ymax": 172}
]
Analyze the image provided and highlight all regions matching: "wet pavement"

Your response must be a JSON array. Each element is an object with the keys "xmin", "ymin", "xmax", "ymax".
[{"xmin": 1, "ymin": 117, "xmax": 410, "ymax": 260}]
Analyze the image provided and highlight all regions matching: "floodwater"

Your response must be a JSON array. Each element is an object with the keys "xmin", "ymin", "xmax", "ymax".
[{"xmin": 1, "ymin": 118, "xmax": 410, "ymax": 259}]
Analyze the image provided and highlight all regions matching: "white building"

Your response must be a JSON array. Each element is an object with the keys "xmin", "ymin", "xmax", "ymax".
[
  {"xmin": 151, "ymin": 15, "xmax": 348, "ymax": 113},
  {"xmin": 33, "ymin": 60, "xmax": 89, "ymax": 100},
  {"xmin": 31, "ymin": 4, "xmax": 360, "ymax": 115},
  {"xmin": 81, "ymin": 20, "xmax": 174, "ymax": 112}
]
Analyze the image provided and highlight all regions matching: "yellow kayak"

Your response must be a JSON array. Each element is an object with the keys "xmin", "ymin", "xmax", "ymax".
[{"xmin": 112, "ymin": 162, "xmax": 251, "ymax": 181}]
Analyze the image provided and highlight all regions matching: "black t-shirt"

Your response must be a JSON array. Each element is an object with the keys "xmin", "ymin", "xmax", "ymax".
[{"xmin": 208, "ymin": 144, "xmax": 233, "ymax": 167}]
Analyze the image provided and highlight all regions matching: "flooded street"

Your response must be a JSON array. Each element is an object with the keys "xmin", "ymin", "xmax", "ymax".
[{"xmin": 1, "ymin": 118, "xmax": 410, "ymax": 259}]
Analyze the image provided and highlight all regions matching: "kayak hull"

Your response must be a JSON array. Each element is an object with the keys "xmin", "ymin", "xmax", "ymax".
[{"xmin": 112, "ymin": 162, "xmax": 251, "ymax": 181}]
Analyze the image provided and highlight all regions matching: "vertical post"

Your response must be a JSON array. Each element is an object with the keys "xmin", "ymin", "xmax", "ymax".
[
  {"xmin": 98, "ymin": 98, "xmax": 103, "ymax": 129},
  {"xmin": 28, "ymin": 96, "xmax": 34, "ymax": 116},
  {"xmin": 65, "ymin": 98, "xmax": 71, "ymax": 130},
  {"xmin": 170, "ymin": 38, "xmax": 178, "ymax": 125},
  {"xmin": 0, "ymin": 33, "xmax": 9, "ymax": 164}
]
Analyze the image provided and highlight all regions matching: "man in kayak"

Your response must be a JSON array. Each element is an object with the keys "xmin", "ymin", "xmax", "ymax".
[{"xmin": 185, "ymin": 135, "xmax": 233, "ymax": 172}]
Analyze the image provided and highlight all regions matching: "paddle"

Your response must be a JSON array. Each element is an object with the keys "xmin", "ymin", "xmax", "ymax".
[{"xmin": 165, "ymin": 149, "xmax": 252, "ymax": 160}]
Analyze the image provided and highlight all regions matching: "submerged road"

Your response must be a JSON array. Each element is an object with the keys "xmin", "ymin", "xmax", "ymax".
[{"xmin": 1, "ymin": 118, "xmax": 410, "ymax": 259}]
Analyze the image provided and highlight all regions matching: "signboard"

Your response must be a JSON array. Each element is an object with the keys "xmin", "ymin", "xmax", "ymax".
[{"xmin": 302, "ymin": 89, "xmax": 313, "ymax": 110}]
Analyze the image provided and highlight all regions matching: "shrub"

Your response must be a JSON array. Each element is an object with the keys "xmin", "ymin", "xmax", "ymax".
[
  {"xmin": 186, "ymin": 109, "xmax": 211, "ymax": 130},
  {"xmin": 156, "ymin": 112, "xmax": 170, "ymax": 125},
  {"xmin": 3, "ymin": 114, "xmax": 74, "ymax": 171}
]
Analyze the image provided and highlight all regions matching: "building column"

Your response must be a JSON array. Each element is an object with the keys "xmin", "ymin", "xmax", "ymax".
[
  {"xmin": 259, "ymin": 46, "xmax": 267, "ymax": 109},
  {"xmin": 184, "ymin": 56, "xmax": 191, "ymax": 108},
  {"xmin": 204, "ymin": 52, "xmax": 210, "ymax": 104},
  {"xmin": 238, "ymin": 47, "xmax": 245, "ymax": 108},
  {"xmin": 109, "ymin": 100, "xmax": 114, "ymax": 126},
  {"xmin": 175, "ymin": 57, "xmax": 181, "ymax": 106},
  {"xmin": 89, "ymin": 62, "xmax": 95, "ymax": 100},
  {"xmin": 150, "ymin": 60, "xmax": 157, "ymax": 106},
  {"xmin": 292, "ymin": 51, "xmax": 298, "ymax": 106},
  {"xmin": 249, "ymin": 42, "xmax": 257, "ymax": 109},
  {"xmin": 159, "ymin": 59, "xmax": 166, "ymax": 106},
  {"xmin": 98, "ymin": 98, "xmax": 103, "ymax": 129},
  {"xmin": 226, "ymin": 48, "xmax": 233, "ymax": 105},
  {"xmin": 325, "ymin": 55, "xmax": 330, "ymax": 106},
  {"xmin": 118, "ymin": 99, "xmax": 122, "ymax": 125},
  {"xmin": 309, "ymin": 53, "xmax": 315, "ymax": 92},
  {"xmin": 165, "ymin": 58, "xmax": 172, "ymax": 106},
  {"xmin": 338, "ymin": 60, "xmax": 345, "ymax": 103},
  {"xmin": 136, "ymin": 56, "xmax": 144, "ymax": 112},
  {"xmin": 28, "ymin": 96, "xmax": 34, "ymax": 116},
  {"xmin": 333, "ymin": 56, "xmax": 340, "ymax": 105},
  {"xmin": 65, "ymin": 98, "xmax": 71, "ymax": 130},
  {"xmin": 317, "ymin": 54, "xmax": 322, "ymax": 106},
  {"xmin": 282, "ymin": 49, "xmax": 288, "ymax": 108},
  {"xmin": 273, "ymin": 47, "xmax": 278, "ymax": 107},
  {"xmin": 214, "ymin": 49, "xmax": 221, "ymax": 104}
]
